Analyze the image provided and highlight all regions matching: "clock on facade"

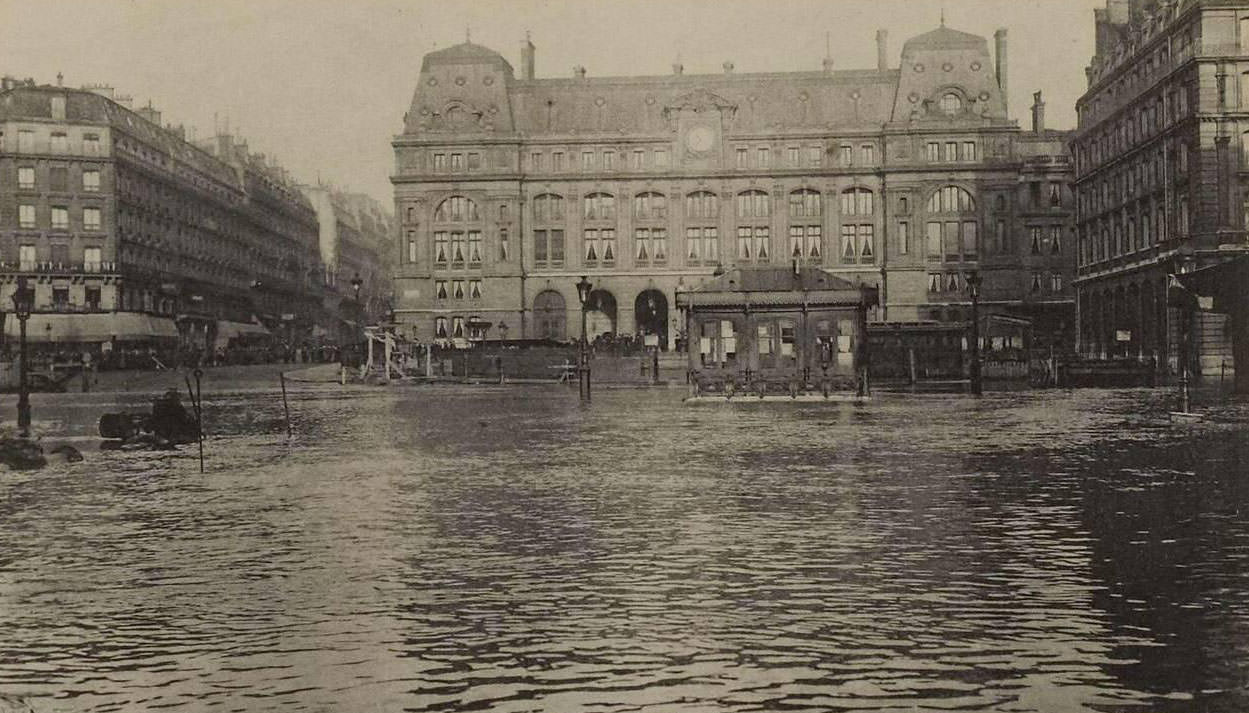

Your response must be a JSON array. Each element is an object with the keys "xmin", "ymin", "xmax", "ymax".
[{"xmin": 686, "ymin": 126, "xmax": 715, "ymax": 153}]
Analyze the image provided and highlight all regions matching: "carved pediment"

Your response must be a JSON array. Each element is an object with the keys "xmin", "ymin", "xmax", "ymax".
[{"xmin": 662, "ymin": 88, "xmax": 737, "ymax": 121}]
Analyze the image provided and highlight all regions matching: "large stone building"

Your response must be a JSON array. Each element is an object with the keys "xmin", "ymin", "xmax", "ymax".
[
  {"xmin": 302, "ymin": 184, "xmax": 392, "ymax": 345},
  {"xmin": 0, "ymin": 78, "xmax": 341, "ymax": 361},
  {"xmin": 392, "ymin": 25, "xmax": 1075, "ymax": 352},
  {"xmin": 1072, "ymin": 0, "xmax": 1249, "ymax": 376}
]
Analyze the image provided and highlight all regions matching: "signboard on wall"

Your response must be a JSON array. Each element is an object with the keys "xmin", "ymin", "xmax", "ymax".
[
  {"xmin": 644, "ymin": 334, "xmax": 660, "ymax": 347},
  {"xmin": 1116, "ymin": 330, "xmax": 1131, "ymax": 342}
]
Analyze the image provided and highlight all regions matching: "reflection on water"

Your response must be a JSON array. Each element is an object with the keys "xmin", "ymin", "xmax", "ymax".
[{"xmin": 1, "ymin": 385, "xmax": 1247, "ymax": 712}]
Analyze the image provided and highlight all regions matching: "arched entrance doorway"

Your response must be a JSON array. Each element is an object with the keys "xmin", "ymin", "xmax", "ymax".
[
  {"xmin": 635, "ymin": 289, "xmax": 669, "ymax": 350},
  {"xmin": 586, "ymin": 289, "xmax": 617, "ymax": 338},
  {"xmin": 534, "ymin": 290, "xmax": 566, "ymax": 341}
]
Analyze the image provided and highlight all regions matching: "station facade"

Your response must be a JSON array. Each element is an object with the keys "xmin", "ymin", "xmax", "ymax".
[{"xmin": 392, "ymin": 25, "xmax": 1075, "ymax": 353}]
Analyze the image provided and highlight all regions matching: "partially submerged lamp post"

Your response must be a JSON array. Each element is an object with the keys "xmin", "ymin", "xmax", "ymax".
[
  {"xmin": 576, "ymin": 276, "xmax": 592, "ymax": 403},
  {"xmin": 966, "ymin": 270, "xmax": 983, "ymax": 397},
  {"xmin": 12, "ymin": 276, "xmax": 33, "ymax": 437}
]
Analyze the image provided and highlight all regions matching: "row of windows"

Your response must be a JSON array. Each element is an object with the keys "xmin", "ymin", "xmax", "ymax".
[
  {"xmin": 434, "ymin": 279, "xmax": 483, "ymax": 300},
  {"xmin": 926, "ymin": 271, "xmax": 1063, "ymax": 294},
  {"xmin": 0, "ymin": 129, "xmax": 102, "ymax": 155},
  {"xmin": 10, "ymin": 244, "xmax": 105, "ymax": 271},
  {"xmin": 1078, "ymin": 142, "xmax": 1187, "ymax": 216},
  {"xmin": 417, "ymin": 217, "xmax": 1064, "ymax": 271},
  {"xmin": 15, "ymin": 166, "xmax": 102, "ymax": 192},
  {"xmin": 925, "ymin": 141, "xmax": 978, "ymax": 163},
  {"xmin": 1079, "ymin": 197, "xmax": 1187, "ymax": 266},
  {"xmin": 14, "ymin": 204, "xmax": 103, "ymax": 231},
  {"xmin": 527, "ymin": 147, "xmax": 670, "ymax": 173}
]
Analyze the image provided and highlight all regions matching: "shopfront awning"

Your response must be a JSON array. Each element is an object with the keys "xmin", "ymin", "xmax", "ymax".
[
  {"xmin": 214, "ymin": 320, "xmax": 271, "ymax": 348},
  {"xmin": 2, "ymin": 313, "xmax": 179, "ymax": 343}
]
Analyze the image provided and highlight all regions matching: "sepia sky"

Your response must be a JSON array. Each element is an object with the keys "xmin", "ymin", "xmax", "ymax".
[{"xmin": 0, "ymin": 0, "xmax": 1103, "ymax": 207}]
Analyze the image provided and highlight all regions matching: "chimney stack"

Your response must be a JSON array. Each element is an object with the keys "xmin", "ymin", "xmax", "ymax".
[
  {"xmin": 723, "ymin": 61, "xmax": 734, "ymax": 74},
  {"xmin": 521, "ymin": 33, "xmax": 535, "ymax": 79},
  {"xmin": 994, "ymin": 28, "xmax": 1008, "ymax": 115},
  {"xmin": 1031, "ymin": 90, "xmax": 1046, "ymax": 133},
  {"xmin": 573, "ymin": 65, "xmax": 586, "ymax": 79},
  {"xmin": 672, "ymin": 62, "xmax": 683, "ymax": 76},
  {"xmin": 876, "ymin": 29, "xmax": 889, "ymax": 70}
]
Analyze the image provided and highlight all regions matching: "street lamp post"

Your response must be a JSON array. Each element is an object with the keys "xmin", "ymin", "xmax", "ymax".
[
  {"xmin": 966, "ymin": 270, "xmax": 983, "ymax": 397},
  {"xmin": 12, "ymin": 276, "xmax": 33, "ymax": 437},
  {"xmin": 576, "ymin": 276, "xmax": 592, "ymax": 403}
]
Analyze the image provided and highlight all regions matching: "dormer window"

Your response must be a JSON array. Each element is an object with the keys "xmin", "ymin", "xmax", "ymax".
[{"xmin": 939, "ymin": 93, "xmax": 962, "ymax": 116}]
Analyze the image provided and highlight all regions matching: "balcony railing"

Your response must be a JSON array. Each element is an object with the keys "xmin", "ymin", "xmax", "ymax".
[{"xmin": 2, "ymin": 261, "xmax": 118, "ymax": 274}]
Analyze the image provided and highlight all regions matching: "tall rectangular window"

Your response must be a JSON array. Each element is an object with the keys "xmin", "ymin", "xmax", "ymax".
[
  {"xmin": 860, "ymin": 144, "xmax": 875, "ymax": 164},
  {"xmin": 18, "ymin": 204, "xmax": 35, "ymax": 229},
  {"xmin": 581, "ymin": 151, "xmax": 594, "ymax": 170},
  {"xmin": 17, "ymin": 166, "xmax": 34, "ymax": 189},
  {"xmin": 756, "ymin": 147, "xmax": 769, "ymax": 167},
  {"xmin": 450, "ymin": 153, "xmax": 464, "ymax": 171},
  {"xmin": 84, "ymin": 247, "xmax": 102, "ymax": 272},
  {"xmin": 736, "ymin": 147, "xmax": 748, "ymax": 168},
  {"xmin": 808, "ymin": 146, "xmax": 822, "ymax": 166},
  {"xmin": 499, "ymin": 228, "xmax": 509, "ymax": 261},
  {"xmin": 434, "ymin": 231, "xmax": 448, "ymax": 264},
  {"xmin": 467, "ymin": 231, "xmax": 482, "ymax": 265},
  {"xmin": 655, "ymin": 149, "xmax": 669, "ymax": 168},
  {"xmin": 841, "ymin": 225, "xmax": 857, "ymax": 262},
  {"xmin": 898, "ymin": 221, "xmax": 909, "ymax": 255},
  {"xmin": 51, "ymin": 206, "xmax": 69, "ymax": 230},
  {"xmin": 51, "ymin": 132, "xmax": 68, "ymax": 153},
  {"xmin": 83, "ymin": 134, "xmax": 100, "ymax": 155},
  {"xmin": 838, "ymin": 144, "xmax": 853, "ymax": 167},
  {"xmin": 753, "ymin": 227, "xmax": 770, "ymax": 261},
  {"xmin": 944, "ymin": 142, "xmax": 957, "ymax": 161},
  {"xmin": 49, "ymin": 166, "xmax": 67, "ymax": 192},
  {"xmin": 83, "ymin": 206, "xmax": 101, "ymax": 231},
  {"xmin": 926, "ymin": 221, "xmax": 942, "ymax": 259},
  {"xmin": 632, "ymin": 150, "xmax": 644, "ymax": 170},
  {"xmin": 407, "ymin": 232, "xmax": 418, "ymax": 263},
  {"xmin": 83, "ymin": 169, "xmax": 100, "ymax": 192},
  {"xmin": 19, "ymin": 245, "xmax": 36, "ymax": 270},
  {"xmin": 553, "ymin": 151, "xmax": 565, "ymax": 171},
  {"xmin": 927, "ymin": 142, "xmax": 941, "ymax": 162},
  {"xmin": 787, "ymin": 146, "xmax": 800, "ymax": 165},
  {"xmin": 434, "ymin": 153, "xmax": 446, "ymax": 171},
  {"xmin": 737, "ymin": 226, "xmax": 752, "ymax": 259},
  {"xmin": 961, "ymin": 141, "xmax": 976, "ymax": 161},
  {"xmin": 603, "ymin": 150, "xmax": 615, "ymax": 170},
  {"xmin": 530, "ymin": 152, "xmax": 543, "ymax": 170},
  {"xmin": 17, "ymin": 130, "xmax": 33, "ymax": 153},
  {"xmin": 467, "ymin": 152, "xmax": 481, "ymax": 170}
]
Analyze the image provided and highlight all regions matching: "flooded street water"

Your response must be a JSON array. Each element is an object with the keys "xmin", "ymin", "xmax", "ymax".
[{"xmin": 1, "ymin": 384, "xmax": 1247, "ymax": 712}]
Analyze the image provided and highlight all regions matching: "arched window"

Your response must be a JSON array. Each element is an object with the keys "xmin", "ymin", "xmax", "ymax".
[
  {"xmin": 432, "ymin": 196, "xmax": 482, "ymax": 268},
  {"xmin": 735, "ymin": 190, "xmax": 771, "ymax": 264},
  {"xmin": 583, "ymin": 192, "xmax": 616, "ymax": 221},
  {"xmin": 633, "ymin": 192, "xmax": 667, "ymax": 267},
  {"xmin": 924, "ymin": 186, "xmax": 978, "ymax": 262},
  {"xmin": 839, "ymin": 188, "xmax": 875, "ymax": 265},
  {"xmin": 788, "ymin": 189, "xmax": 823, "ymax": 265},
  {"xmin": 633, "ymin": 192, "xmax": 667, "ymax": 220},
  {"xmin": 940, "ymin": 93, "xmax": 963, "ymax": 115},
  {"xmin": 534, "ymin": 290, "xmax": 566, "ymax": 340},
  {"xmin": 583, "ymin": 193, "xmax": 617, "ymax": 267},
  {"xmin": 532, "ymin": 193, "xmax": 565, "ymax": 222},
  {"xmin": 532, "ymin": 194, "xmax": 566, "ymax": 268},
  {"xmin": 927, "ymin": 185, "xmax": 976, "ymax": 214},
  {"xmin": 685, "ymin": 191, "xmax": 719, "ymax": 266},
  {"xmin": 840, "ymin": 188, "xmax": 874, "ymax": 216},
  {"xmin": 788, "ymin": 189, "xmax": 821, "ymax": 218},
  {"xmin": 433, "ymin": 196, "xmax": 479, "ymax": 223},
  {"xmin": 685, "ymin": 191, "xmax": 718, "ymax": 219}
]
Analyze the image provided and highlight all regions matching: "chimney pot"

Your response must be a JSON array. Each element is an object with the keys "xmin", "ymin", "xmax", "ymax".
[{"xmin": 573, "ymin": 65, "xmax": 586, "ymax": 78}]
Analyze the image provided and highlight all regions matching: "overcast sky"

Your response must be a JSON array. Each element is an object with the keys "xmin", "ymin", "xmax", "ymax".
[{"xmin": 1, "ymin": 0, "xmax": 1103, "ymax": 207}]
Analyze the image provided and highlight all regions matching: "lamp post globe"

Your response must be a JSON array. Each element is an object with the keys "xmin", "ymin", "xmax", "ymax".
[
  {"xmin": 966, "ymin": 270, "xmax": 983, "ymax": 397},
  {"xmin": 575, "ymin": 276, "xmax": 592, "ymax": 402},
  {"xmin": 12, "ymin": 276, "xmax": 33, "ymax": 437}
]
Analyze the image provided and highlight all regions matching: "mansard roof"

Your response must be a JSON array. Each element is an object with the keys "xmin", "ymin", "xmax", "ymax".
[
  {"xmin": 902, "ymin": 26, "xmax": 987, "ymax": 52},
  {"xmin": 422, "ymin": 42, "xmax": 513, "ymax": 71}
]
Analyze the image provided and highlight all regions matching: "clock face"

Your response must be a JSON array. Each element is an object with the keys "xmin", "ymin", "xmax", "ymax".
[{"xmin": 686, "ymin": 126, "xmax": 715, "ymax": 153}]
